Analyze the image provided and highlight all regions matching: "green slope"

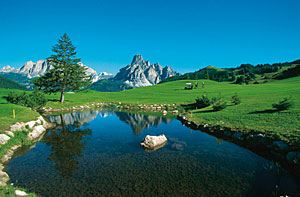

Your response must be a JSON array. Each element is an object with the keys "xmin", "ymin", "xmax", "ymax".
[
  {"xmin": 0, "ymin": 76, "xmax": 27, "ymax": 90},
  {"xmin": 161, "ymin": 60, "xmax": 300, "ymax": 84},
  {"xmin": 0, "ymin": 73, "xmax": 32, "ymax": 89},
  {"xmin": 0, "ymin": 89, "xmax": 40, "ymax": 132}
]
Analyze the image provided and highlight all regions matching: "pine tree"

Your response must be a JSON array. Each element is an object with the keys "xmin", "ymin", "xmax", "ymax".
[
  {"xmin": 33, "ymin": 33, "xmax": 92, "ymax": 103},
  {"xmin": 205, "ymin": 69, "xmax": 210, "ymax": 80}
]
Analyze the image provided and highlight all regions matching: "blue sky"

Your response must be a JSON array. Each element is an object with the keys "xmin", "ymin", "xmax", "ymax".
[{"xmin": 0, "ymin": 0, "xmax": 299, "ymax": 74}]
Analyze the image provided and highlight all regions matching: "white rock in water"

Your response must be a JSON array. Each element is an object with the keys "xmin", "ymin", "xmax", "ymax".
[
  {"xmin": 0, "ymin": 134, "xmax": 10, "ymax": 145},
  {"xmin": 15, "ymin": 190, "xmax": 28, "ymax": 196},
  {"xmin": 140, "ymin": 134, "xmax": 167, "ymax": 149}
]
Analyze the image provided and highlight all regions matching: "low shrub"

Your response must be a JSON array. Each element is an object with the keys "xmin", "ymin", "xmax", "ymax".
[
  {"xmin": 7, "ymin": 90, "xmax": 47, "ymax": 110},
  {"xmin": 231, "ymin": 93, "xmax": 241, "ymax": 105},
  {"xmin": 210, "ymin": 97, "xmax": 218, "ymax": 105},
  {"xmin": 272, "ymin": 97, "xmax": 293, "ymax": 111},
  {"xmin": 195, "ymin": 94, "xmax": 210, "ymax": 109},
  {"xmin": 213, "ymin": 97, "xmax": 227, "ymax": 111}
]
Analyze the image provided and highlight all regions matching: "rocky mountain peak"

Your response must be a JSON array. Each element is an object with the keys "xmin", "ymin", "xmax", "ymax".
[
  {"xmin": 114, "ymin": 54, "xmax": 180, "ymax": 87},
  {"xmin": 131, "ymin": 54, "xmax": 143, "ymax": 64}
]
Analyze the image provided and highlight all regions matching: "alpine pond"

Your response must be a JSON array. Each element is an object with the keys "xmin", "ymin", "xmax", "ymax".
[{"xmin": 5, "ymin": 110, "xmax": 300, "ymax": 196}]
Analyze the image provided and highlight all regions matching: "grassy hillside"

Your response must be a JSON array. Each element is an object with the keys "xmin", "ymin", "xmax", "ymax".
[
  {"xmin": 1, "ymin": 77, "xmax": 299, "ymax": 145},
  {"xmin": 0, "ymin": 73, "xmax": 32, "ymax": 89},
  {"xmin": 161, "ymin": 60, "xmax": 300, "ymax": 84},
  {"xmin": 0, "ymin": 76, "xmax": 27, "ymax": 90}
]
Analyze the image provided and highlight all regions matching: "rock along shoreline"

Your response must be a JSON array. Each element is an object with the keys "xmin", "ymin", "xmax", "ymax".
[{"xmin": 0, "ymin": 116, "xmax": 54, "ymax": 188}]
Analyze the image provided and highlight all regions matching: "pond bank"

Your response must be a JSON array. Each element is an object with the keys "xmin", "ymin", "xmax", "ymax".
[
  {"xmin": 0, "ymin": 116, "xmax": 54, "ymax": 196},
  {"xmin": 177, "ymin": 114, "xmax": 300, "ymax": 180}
]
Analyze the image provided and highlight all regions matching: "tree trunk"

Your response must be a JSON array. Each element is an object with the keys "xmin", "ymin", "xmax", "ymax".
[{"xmin": 60, "ymin": 89, "xmax": 65, "ymax": 103}]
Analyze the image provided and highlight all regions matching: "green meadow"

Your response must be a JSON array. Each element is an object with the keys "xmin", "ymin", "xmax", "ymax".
[
  {"xmin": 1, "ymin": 76, "xmax": 300, "ymax": 145},
  {"xmin": 0, "ymin": 89, "xmax": 40, "ymax": 132}
]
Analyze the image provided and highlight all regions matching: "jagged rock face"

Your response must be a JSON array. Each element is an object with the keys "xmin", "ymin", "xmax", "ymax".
[
  {"xmin": 99, "ymin": 72, "xmax": 114, "ymax": 80},
  {"xmin": 0, "ymin": 60, "xmax": 108, "ymax": 83},
  {"xmin": 18, "ymin": 60, "xmax": 53, "ymax": 78},
  {"xmin": 114, "ymin": 55, "xmax": 180, "ymax": 87},
  {"xmin": 78, "ymin": 62, "xmax": 100, "ymax": 83}
]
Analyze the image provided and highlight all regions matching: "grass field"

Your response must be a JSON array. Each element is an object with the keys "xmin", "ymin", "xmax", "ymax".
[
  {"xmin": 0, "ymin": 89, "xmax": 40, "ymax": 132},
  {"xmin": 1, "ymin": 76, "xmax": 300, "ymax": 145}
]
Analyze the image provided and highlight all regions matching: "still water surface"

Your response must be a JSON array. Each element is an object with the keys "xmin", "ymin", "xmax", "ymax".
[{"xmin": 5, "ymin": 110, "xmax": 300, "ymax": 196}]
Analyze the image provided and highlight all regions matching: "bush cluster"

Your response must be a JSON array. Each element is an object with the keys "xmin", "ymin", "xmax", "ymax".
[
  {"xmin": 212, "ymin": 97, "xmax": 227, "ymax": 111},
  {"xmin": 231, "ymin": 93, "xmax": 241, "ymax": 105},
  {"xmin": 7, "ymin": 90, "xmax": 47, "ymax": 110},
  {"xmin": 195, "ymin": 94, "xmax": 210, "ymax": 109},
  {"xmin": 194, "ymin": 94, "xmax": 231, "ymax": 111},
  {"xmin": 272, "ymin": 97, "xmax": 293, "ymax": 111}
]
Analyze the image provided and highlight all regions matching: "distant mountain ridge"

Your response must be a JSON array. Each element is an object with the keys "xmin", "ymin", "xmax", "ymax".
[
  {"xmin": 0, "ymin": 60, "xmax": 113, "ymax": 83},
  {"xmin": 0, "ymin": 60, "xmax": 114, "ymax": 89}
]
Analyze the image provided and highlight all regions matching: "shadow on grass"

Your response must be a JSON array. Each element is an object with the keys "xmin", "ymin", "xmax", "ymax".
[
  {"xmin": 48, "ymin": 99, "xmax": 60, "ymax": 102},
  {"xmin": 181, "ymin": 103, "xmax": 196, "ymax": 110},
  {"xmin": 195, "ymin": 109, "xmax": 216, "ymax": 113},
  {"xmin": 249, "ymin": 109, "xmax": 278, "ymax": 114}
]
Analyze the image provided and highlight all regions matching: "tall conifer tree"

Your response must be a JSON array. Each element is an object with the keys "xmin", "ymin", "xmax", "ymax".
[{"xmin": 33, "ymin": 33, "xmax": 91, "ymax": 103}]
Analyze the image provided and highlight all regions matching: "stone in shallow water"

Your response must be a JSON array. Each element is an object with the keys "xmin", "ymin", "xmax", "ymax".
[
  {"xmin": 14, "ymin": 190, "xmax": 28, "ymax": 196},
  {"xmin": 140, "ymin": 134, "xmax": 167, "ymax": 150}
]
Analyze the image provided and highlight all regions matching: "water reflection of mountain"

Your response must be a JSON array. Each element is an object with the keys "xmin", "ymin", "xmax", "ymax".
[
  {"xmin": 115, "ymin": 112, "xmax": 172, "ymax": 135},
  {"xmin": 48, "ymin": 111, "xmax": 114, "ymax": 125}
]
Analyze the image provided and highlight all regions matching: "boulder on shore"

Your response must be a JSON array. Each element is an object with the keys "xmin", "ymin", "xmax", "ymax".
[
  {"xmin": 140, "ymin": 134, "xmax": 167, "ymax": 150},
  {"xmin": 0, "ymin": 134, "xmax": 10, "ymax": 145}
]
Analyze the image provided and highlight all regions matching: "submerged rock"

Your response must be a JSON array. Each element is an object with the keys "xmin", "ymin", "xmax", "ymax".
[
  {"xmin": 286, "ymin": 152, "xmax": 300, "ymax": 164},
  {"xmin": 269, "ymin": 141, "xmax": 289, "ymax": 152},
  {"xmin": 232, "ymin": 132, "xmax": 244, "ymax": 141},
  {"xmin": 140, "ymin": 134, "xmax": 167, "ymax": 150}
]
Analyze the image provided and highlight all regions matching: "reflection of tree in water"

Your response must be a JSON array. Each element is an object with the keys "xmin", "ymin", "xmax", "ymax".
[
  {"xmin": 264, "ymin": 162, "xmax": 286, "ymax": 196},
  {"xmin": 43, "ymin": 114, "xmax": 92, "ymax": 180},
  {"xmin": 115, "ymin": 112, "xmax": 172, "ymax": 135},
  {"xmin": 216, "ymin": 138, "xmax": 224, "ymax": 146}
]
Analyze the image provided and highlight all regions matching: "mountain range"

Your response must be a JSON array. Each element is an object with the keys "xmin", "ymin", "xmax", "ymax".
[
  {"xmin": 0, "ymin": 60, "xmax": 112, "ymax": 83},
  {"xmin": 0, "ymin": 54, "xmax": 180, "ymax": 92}
]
